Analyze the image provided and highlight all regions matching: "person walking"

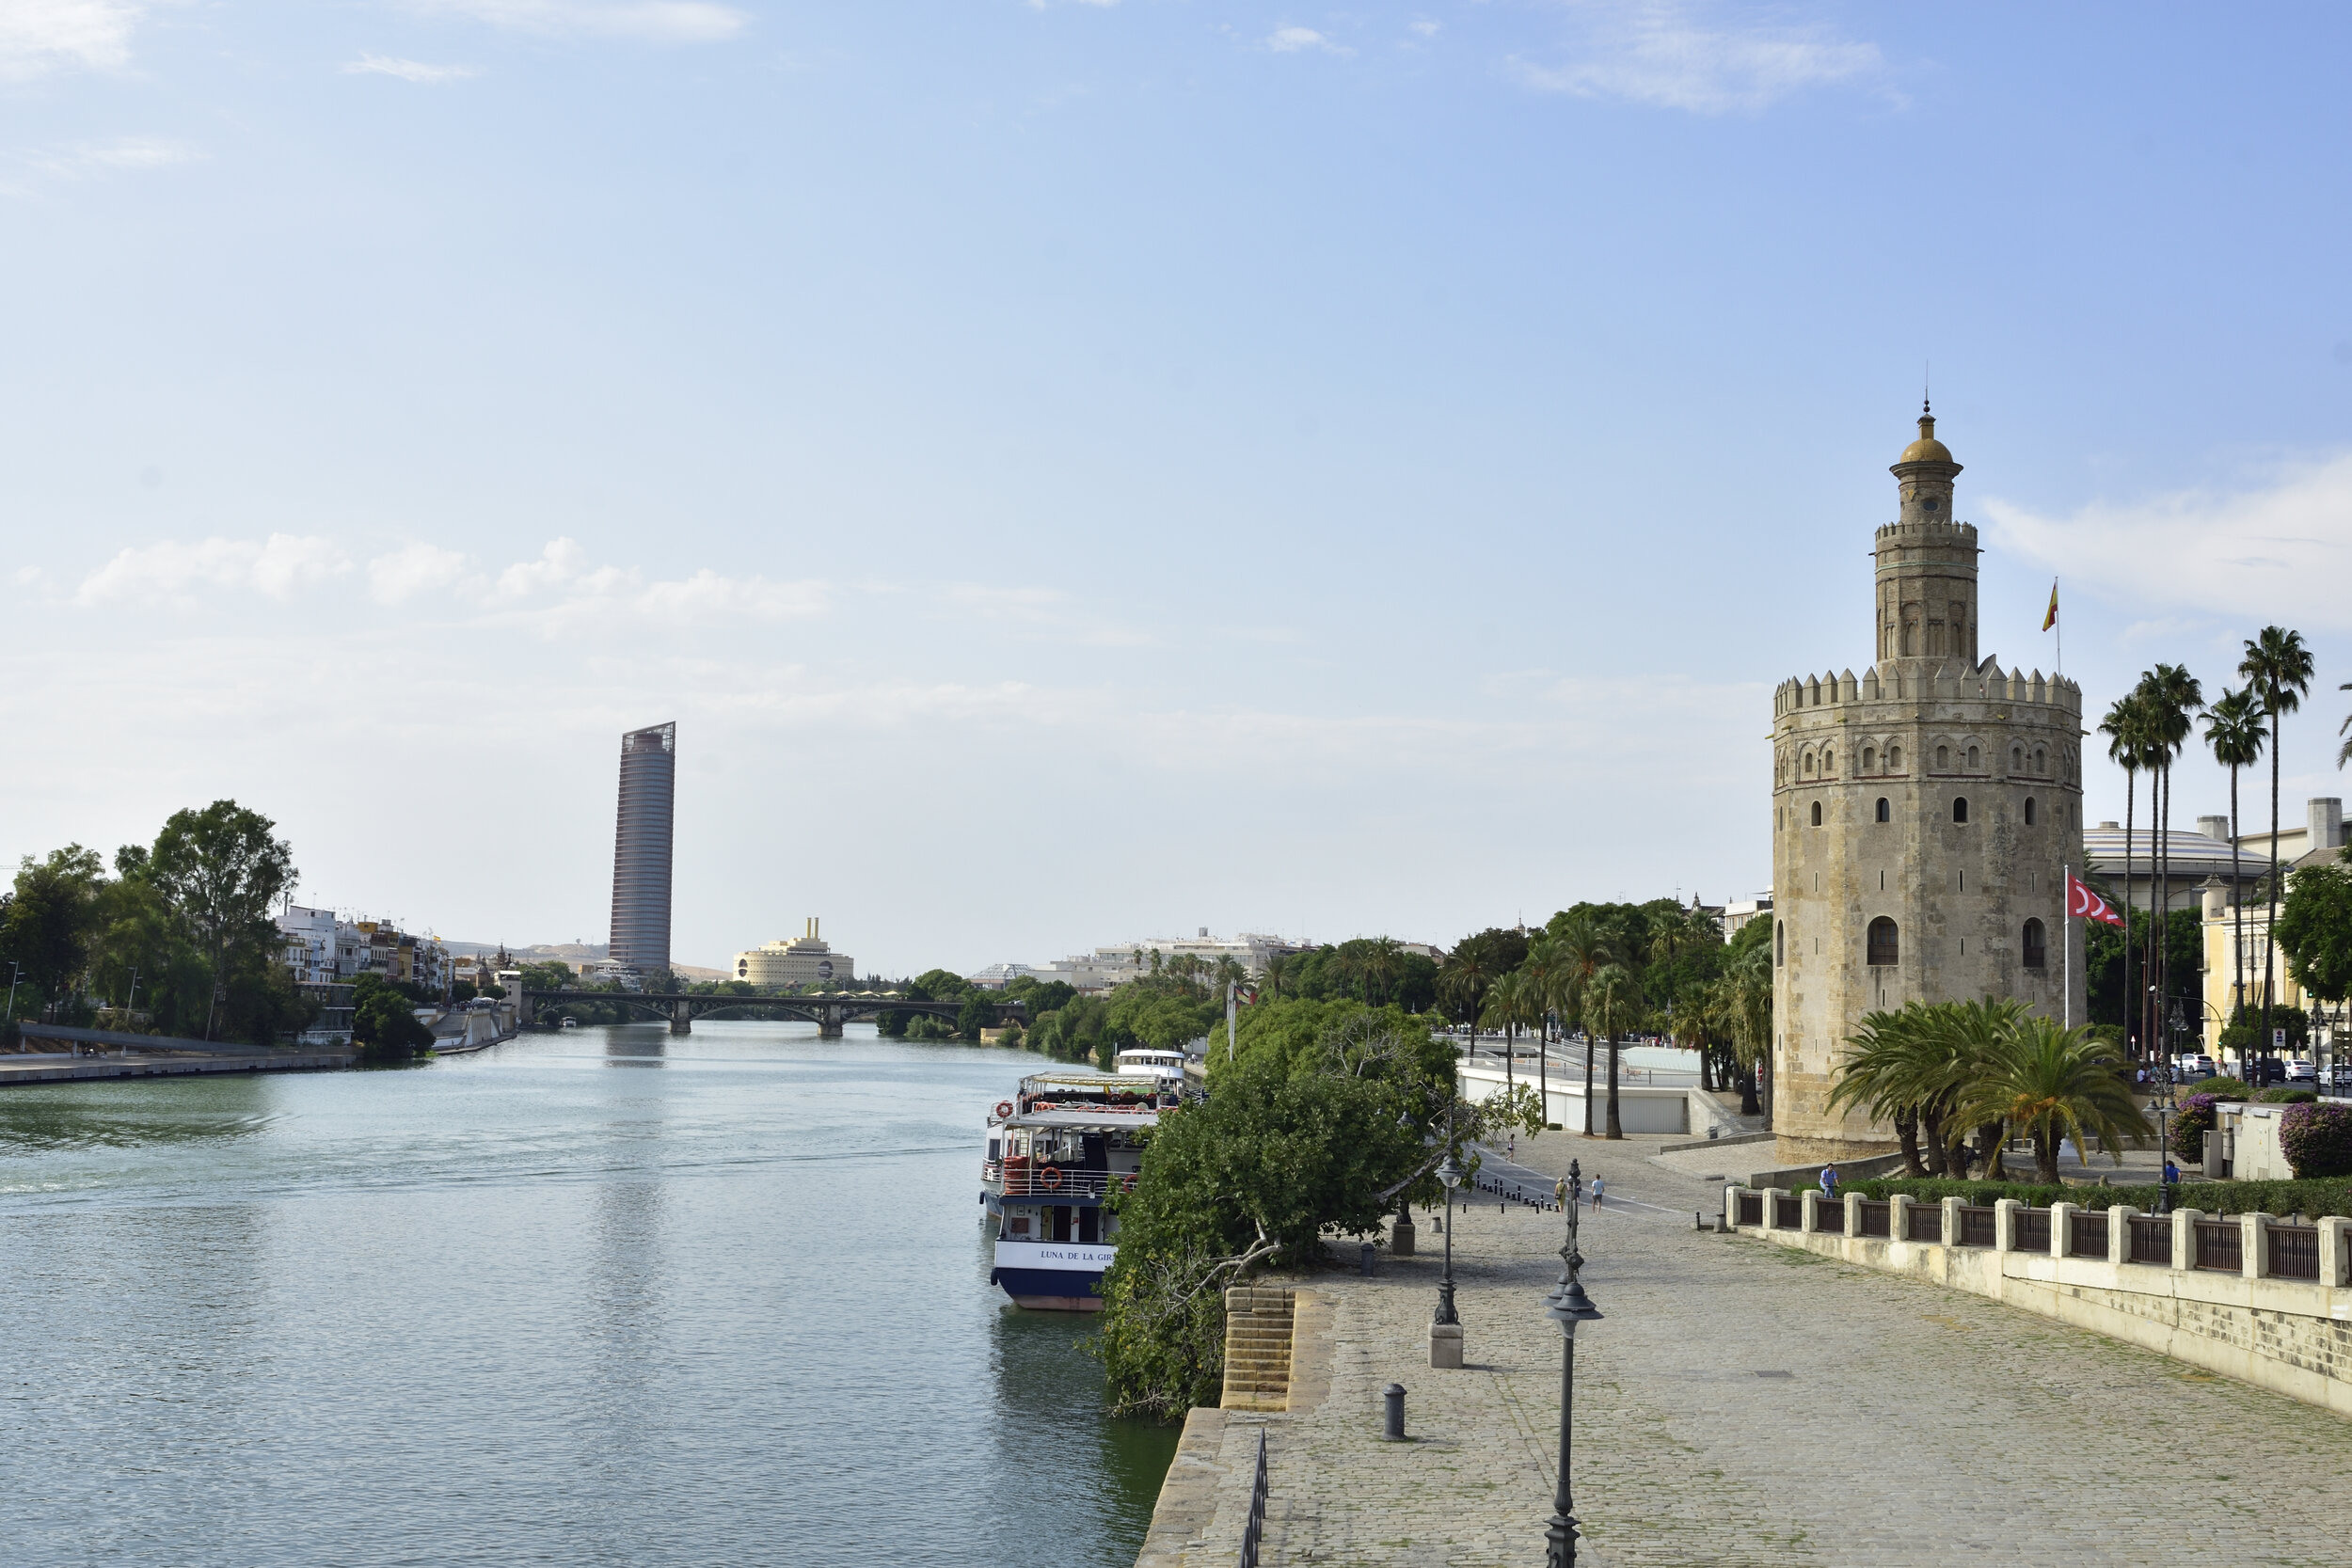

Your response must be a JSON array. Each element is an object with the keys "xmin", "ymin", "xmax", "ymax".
[
  {"xmin": 1590, "ymin": 1175, "xmax": 1606, "ymax": 1210},
  {"xmin": 1820, "ymin": 1163, "xmax": 1839, "ymax": 1202}
]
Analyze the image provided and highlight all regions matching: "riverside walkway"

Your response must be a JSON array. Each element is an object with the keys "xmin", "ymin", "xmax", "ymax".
[{"xmin": 1138, "ymin": 1132, "xmax": 2352, "ymax": 1567}]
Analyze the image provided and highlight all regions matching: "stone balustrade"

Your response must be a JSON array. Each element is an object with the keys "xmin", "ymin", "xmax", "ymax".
[{"xmin": 1736, "ymin": 1183, "xmax": 2352, "ymax": 1417}]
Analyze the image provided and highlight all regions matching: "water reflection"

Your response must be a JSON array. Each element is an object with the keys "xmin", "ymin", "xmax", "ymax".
[{"xmin": 0, "ymin": 1075, "xmax": 277, "ymax": 1150}]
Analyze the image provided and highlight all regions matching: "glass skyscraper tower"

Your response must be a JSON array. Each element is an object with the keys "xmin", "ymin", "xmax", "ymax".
[{"xmin": 610, "ymin": 721, "xmax": 676, "ymax": 974}]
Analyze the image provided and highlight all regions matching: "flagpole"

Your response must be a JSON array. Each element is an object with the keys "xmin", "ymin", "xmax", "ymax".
[{"xmin": 2062, "ymin": 863, "xmax": 2072, "ymax": 1029}]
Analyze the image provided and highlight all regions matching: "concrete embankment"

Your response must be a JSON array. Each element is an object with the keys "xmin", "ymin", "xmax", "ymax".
[{"xmin": 3, "ymin": 1023, "xmax": 353, "ymax": 1085}]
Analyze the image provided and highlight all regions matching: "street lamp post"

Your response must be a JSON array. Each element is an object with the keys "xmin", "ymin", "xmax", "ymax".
[
  {"xmin": 1544, "ymin": 1158, "xmax": 1602, "ymax": 1568},
  {"xmin": 1435, "ymin": 1142, "xmax": 1463, "ymax": 1327}
]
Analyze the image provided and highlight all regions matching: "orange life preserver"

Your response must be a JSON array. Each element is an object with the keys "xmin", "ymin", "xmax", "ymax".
[
  {"xmin": 1121, "ymin": 1174, "xmax": 1138, "ymax": 1193},
  {"xmin": 1041, "ymin": 1165, "xmax": 1064, "ymax": 1191},
  {"xmin": 994, "ymin": 1101, "xmax": 1014, "ymax": 1119}
]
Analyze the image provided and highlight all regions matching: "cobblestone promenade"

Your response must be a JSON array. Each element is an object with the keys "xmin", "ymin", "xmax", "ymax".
[{"xmin": 1142, "ymin": 1132, "xmax": 2352, "ymax": 1567}]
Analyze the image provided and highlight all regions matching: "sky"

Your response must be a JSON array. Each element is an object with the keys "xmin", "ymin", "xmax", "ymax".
[{"xmin": 5, "ymin": 1, "xmax": 2352, "ymax": 976}]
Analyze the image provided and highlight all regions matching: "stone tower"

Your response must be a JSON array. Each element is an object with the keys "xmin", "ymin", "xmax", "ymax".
[{"xmin": 1769, "ymin": 409, "xmax": 2087, "ymax": 1163}]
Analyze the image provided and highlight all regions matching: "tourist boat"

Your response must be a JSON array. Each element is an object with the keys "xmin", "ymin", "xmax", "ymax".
[
  {"xmin": 981, "ymin": 1070, "xmax": 1182, "ymax": 1311},
  {"xmin": 1112, "ymin": 1046, "xmax": 1190, "ymax": 1089}
]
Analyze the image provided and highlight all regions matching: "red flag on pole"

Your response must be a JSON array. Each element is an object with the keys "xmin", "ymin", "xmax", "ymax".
[{"xmin": 2066, "ymin": 871, "xmax": 2124, "ymax": 927}]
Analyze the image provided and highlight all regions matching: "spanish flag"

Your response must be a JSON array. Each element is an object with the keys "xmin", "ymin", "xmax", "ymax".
[{"xmin": 2042, "ymin": 578, "xmax": 2059, "ymax": 632}]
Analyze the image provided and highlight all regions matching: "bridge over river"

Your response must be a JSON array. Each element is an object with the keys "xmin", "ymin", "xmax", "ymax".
[{"xmin": 518, "ymin": 989, "xmax": 1028, "ymax": 1037}]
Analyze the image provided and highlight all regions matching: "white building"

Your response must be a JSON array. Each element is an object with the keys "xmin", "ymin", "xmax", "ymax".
[
  {"xmin": 1009, "ymin": 930, "xmax": 1311, "ymax": 992},
  {"xmin": 735, "ymin": 919, "xmax": 856, "ymax": 988}
]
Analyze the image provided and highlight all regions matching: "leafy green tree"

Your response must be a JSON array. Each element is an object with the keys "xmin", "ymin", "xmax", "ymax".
[
  {"xmin": 2278, "ymin": 853, "xmax": 2352, "ymax": 1014},
  {"xmin": 955, "ymin": 990, "xmax": 991, "ymax": 1042},
  {"xmin": 147, "ymin": 801, "xmax": 297, "ymax": 1039},
  {"xmin": 2, "ymin": 846, "xmax": 106, "ymax": 1020},
  {"xmin": 1953, "ymin": 1016, "xmax": 2150, "ymax": 1183},
  {"xmin": 351, "ymin": 974, "xmax": 434, "ymax": 1062}
]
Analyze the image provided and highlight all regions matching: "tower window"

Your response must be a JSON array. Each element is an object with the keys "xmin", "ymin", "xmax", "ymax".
[
  {"xmin": 1863, "ymin": 747, "xmax": 1876, "ymax": 770},
  {"xmin": 2023, "ymin": 919, "xmax": 2047, "ymax": 970},
  {"xmin": 1775, "ymin": 923, "xmax": 1785, "ymax": 967},
  {"xmin": 2011, "ymin": 746, "xmax": 2023, "ymax": 772},
  {"xmin": 1867, "ymin": 917, "xmax": 1899, "ymax": 967},
  {"xmin": 1821, "ymin": 748, "xmax": 1835, "ymax": 773},
  {"xmin": 1875, "ymin": 797, "xmax": 1890, "ymax": 822},
  {"xmin": 2035, "ymin": 748, "xmax": 2046, "ymax": 773},
  {"xmin": 1952, "ymin": 797, "xmax": 1970, "ymax": 824},
  {"xmin": 2025, "ymin": 797, "xmax": 2037, "ymax": 826},
  {"xmin": 1810, "ymin": 801, "xmax": 1823, "ymax": 826},
  {"xmin": 1935, "ymin": 745, "xmax": 1949, "ymax": 769},
  {"xmin": 1804, "ymin": 752, "xmax": 1815, "ymax": 777},
  {"xmin": 1888, "ymin": 745, "xmax": 1902, "ymax": 770},
  {"xmin": 1966, "ymin": 745, "xmax": 1980, "ymax": 770}
]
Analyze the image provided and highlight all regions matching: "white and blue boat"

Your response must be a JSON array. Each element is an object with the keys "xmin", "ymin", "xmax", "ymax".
[{"xmin": 981, "ymin": 1071, "xmax": 1177, "ymax": 1311}]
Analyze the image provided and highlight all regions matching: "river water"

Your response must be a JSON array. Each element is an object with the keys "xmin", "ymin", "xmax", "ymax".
[{"xmin": 0, "ymin": 1023, "xmax": 1177, "ymax": 1567}]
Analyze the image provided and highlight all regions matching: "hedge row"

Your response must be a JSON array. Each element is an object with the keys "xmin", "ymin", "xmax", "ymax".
[{"xmin": 1846, "ymin": 1174, "xmax": 2352, "ymax": 1219}]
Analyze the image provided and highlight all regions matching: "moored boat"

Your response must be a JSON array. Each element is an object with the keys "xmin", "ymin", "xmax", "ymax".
[{"xmin": 981, "ymin": 1071, "xmax": 1180, "ymax": 1311}]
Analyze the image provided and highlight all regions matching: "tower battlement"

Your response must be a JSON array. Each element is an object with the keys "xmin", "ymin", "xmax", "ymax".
[{"xmin": 1772, "ymin": 662, "xmax": 2083, "ymax": 718}]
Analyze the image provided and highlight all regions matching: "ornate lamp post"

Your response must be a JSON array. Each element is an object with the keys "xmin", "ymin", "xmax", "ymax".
[
  {"xmin": 1435, "ymin": 1146, "xmax": 1464, "ymax": 1326},
  {"xmin": 2152, "ymin": 1021, "xmax": 2178, "ymax": 1214},
  {"xmin": 1544, "ymin": 1158, "xmax": 1602, "ymax": 1568}
]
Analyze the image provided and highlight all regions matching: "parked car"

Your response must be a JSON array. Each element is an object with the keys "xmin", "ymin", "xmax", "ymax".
[
  {"xmin": 2287, "ymin": 1059, "xmax": 2316, "ymax": 1082},
  {"xmin": 2175, "ymin": 1053, "xmax": 2215, "ymax": 1079}
]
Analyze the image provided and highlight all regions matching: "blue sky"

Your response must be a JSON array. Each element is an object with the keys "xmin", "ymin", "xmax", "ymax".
[{"xmin": 5, "ymin": 2, "xmax": 2351, "ymax": 974}]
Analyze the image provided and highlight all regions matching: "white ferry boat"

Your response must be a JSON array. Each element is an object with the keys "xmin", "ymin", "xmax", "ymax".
[
  {"xmin": 1112, "ymin": 1047, "xmax": 1190, "ymax": 1089},
  {"xmin": 981, "ymin": 1070, "xmax": 1179, "ymax": 1311}
]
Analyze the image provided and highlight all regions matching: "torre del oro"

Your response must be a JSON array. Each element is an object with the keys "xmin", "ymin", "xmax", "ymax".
[{"xmin": 1771, "ymin": 408, "xmax": 2088, "ymax": 1163}]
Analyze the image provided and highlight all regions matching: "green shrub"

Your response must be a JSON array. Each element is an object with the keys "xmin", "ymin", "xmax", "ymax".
[
  {"xmin": 2198, "ymin": 1076, "xmax": 2251, "ymax": 1101},
  {"xmin": 2255, "ymin": 1087, "xmax": 2317, "ymax": 1104},
  {"xmin": 2280, "ymin": 1103, "xmax": 2352, "ymax": 1180}
]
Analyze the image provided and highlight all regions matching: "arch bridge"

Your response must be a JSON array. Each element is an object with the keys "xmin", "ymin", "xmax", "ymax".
[{"xmin": 517, "ymin": 989, "xmax": 1028, "ymax": 1038}]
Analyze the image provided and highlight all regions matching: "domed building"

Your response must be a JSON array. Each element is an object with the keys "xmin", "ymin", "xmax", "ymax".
[{"xmin": 1770, "ymin": 408, "xmax": 2088, "ymax": 1163}]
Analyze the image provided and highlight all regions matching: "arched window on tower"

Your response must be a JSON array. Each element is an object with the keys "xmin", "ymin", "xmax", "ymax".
[
  {"xmin": 1935, "ymin": 745, "xmax": 1949, "ymax": 770},
  {"xmin": 2011, "ymin": 745, "xmax": 2024, "ymax": 772},
  {"xmin": 1966, "ymin": 745, "xmax": 1981, "ymax": 770},
  {"xmin": 1952, "ymin": 797, "xmax": 1970, "ymax": 825},
  {"xmin": 1867, "ymin": 918, "xmax": 1899, "ymax": 967},
  {"xmin": 2025, "ymin": 797, "xmax": 2037, "ymax": 826},
  {"xmin": 2022, "ymin": 919, "xmax": 2047, "ymax": 970},
  {"xmin": 1862, "ymin": 746, "xmax": 1876, "ymax": 771},
  {"xmin": 1875, "ymin": 797, "xmax": 1890, "ymax": 822},
  {"xmin": 1810, "ymin": 801, "xmax": 1823, "ymax": 826},
  {"xmin": 1821, "ymin": 748, "xmax": 1835, "ymax": 773},
  {"xmin": 1888, "ymin": 745, "xmax": 1902, "ymax": 770},
  {"xmin": 1804, "ymin": 752, "xmax": 1815, "ymax": 777},
  {"xmin": 2034, "ymin": 747, "xmax": 2046, "ymax": 773}
]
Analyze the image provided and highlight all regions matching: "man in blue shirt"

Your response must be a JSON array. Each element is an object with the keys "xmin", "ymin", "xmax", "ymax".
[{"xmin": 1820, "ymin": 1164, "xmax": 1839, "ymax": 1202}]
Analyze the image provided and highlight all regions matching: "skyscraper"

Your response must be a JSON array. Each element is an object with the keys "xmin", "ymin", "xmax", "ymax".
[{"xmin": 610, "ymin": 721, "xmax": 676, "ymax": 975}]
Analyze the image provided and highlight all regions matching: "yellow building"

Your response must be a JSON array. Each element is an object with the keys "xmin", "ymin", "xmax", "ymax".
[
  {"xmin": 2197, "ymin": 878, "xmax": 2327, "ymax": 1058},
  {"xmin": 734, "ymin": 919, "xmax": 855, "ymax": 988}
]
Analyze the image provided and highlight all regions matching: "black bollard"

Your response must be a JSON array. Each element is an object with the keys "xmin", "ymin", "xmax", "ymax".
[
  {"xmin": 1359, "ymin": 1241, "xmax": 1375, "ymax": 1276},
  {"xmin": 1382, "ymin": 1383, "xmax": 1406, "ymax": 1441}
]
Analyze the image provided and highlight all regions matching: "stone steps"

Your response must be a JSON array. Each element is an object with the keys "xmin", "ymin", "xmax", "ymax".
[{"xmin": 1220, "ymin": 1286, "xmax": 1296, "ymax": 1412}]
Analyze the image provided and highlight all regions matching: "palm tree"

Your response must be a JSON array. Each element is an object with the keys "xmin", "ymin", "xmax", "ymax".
[
  {"xmin": 1436, "ymin": 941, "xmax": 1499, "ymax": 1061},
  {"xmin": 2099, "ymin": 694, "xmax": 2152, "ymax": 1049},
  {"xmin": 2137, "ymin": 664, "xmax": 2203, "ymax": 1057},
  {"xmin": 1714, "ymin": 942, "xmax": 1772, "ymax": 1121},
  {"xmin": 1520, "ymin": 937, "xmax": 1561, "ymax": 1115},
  {"xmin": 1953, "ymin": 1016, "xmax": 2150, "ymax": 1183},
  {"xmin": 1360, "ymin": 936, "xmax": 1402, "ymax": 1009},
  {"xmin": 1584, "ymin": 964, "xmax": 1638, "ymax": 1139},
  {"xmin": 1827, "ymin": 1006, "xmax": 1936, "ymax": 1174},
  {"xmin": 1543, "ymin": 913, "xmax": 1614, "ymax": 1132},
  {"xmin": 2203, "ymin": 687, "xmax": 2265, "ymax": 1024},
  {"xmin": 2241, "ymin": 626, "xmax": 2316, "ymax": 1062},
  {"xmin": 1479, "ymin": 969, "xmax": 1534, "ymax": 1101}
]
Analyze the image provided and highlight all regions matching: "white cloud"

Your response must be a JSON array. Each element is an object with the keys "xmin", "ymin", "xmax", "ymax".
[
  {"xmin": 1513, "ymin": 0, "xmax": 1884, "ymax": 115},
  {"xmin": 1409, "ymin": 19, "xmax": 1441, "ymax": 38},
  {"xmin": 1268, "ymin": 25, "xmax": 1351, "ymax": 56},
  {"xmin": 344, "ymin": 54, "xmax": 478, "ymax": 84},
  {"xmin": 486, "ymin": 537, "xmax": 829, "ymax": 631},
  {"xmin": 0, "ymin": 0, "xmax": 136, "ymax": 81},
  {"xmin": 408, "ymin": 0, "xmax": 749, "ymax": 43},
  {"xmin": 1985, "ymin": 453, "xmax": 2352, "ymax": 634},
  {"xmin": 13, "ymin": 137, "xmax": 201, "ymax": 185},
  {"xmin": 76, "ymin": 535, "xmax": 353, "ymax": 606},
  {"xmin": 369, "ymin": 544, "xmax": 471, "ymax": 605}
]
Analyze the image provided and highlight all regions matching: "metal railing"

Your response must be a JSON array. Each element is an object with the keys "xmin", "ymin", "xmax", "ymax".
[
  {"xmin": 995, "ymin": 1165, "xmax": 1136, "ymax": 1198},
  {"xmin": 1857, "ymin": 1199, "xmax": 1891, "ymax": 1238},
  {"xmin": 2194, "ymin": 1219, "xmax": 2242, "ymax": 1273},
  {"xmin": 2127, "ymin": 1215, "xmax": 2169, "ymax": 1265},
  {"xmin": 1903, "ymin": 1203, "xmax": 1942, "ymax": 1243},
  {"xmin": 2013, "ymin": 1209, "xmax": 2050, "ymax": 1252},
  {"xmin": 1958, "ymin": 1206, "xmax": 1996, "ymax": 1247},
  {"xmin": 2067, "ymin": 1212, "xmax": 2109, "ymax": 1259},
  {"xmin": 1237, "ymin": 1426, "xmax": 1269, "ymax": 1568},
  {"xmin": 1773, "ymin": 1194, "xmax": 1804, "ymax": 1229},
  {"xmin": 1735, "ymin": 1191, "xmax": 1763, "ymax": 1227},
  {"xmin": 2269, "ymin": 1224, "xmax": 2320, "ymax": 1281}
]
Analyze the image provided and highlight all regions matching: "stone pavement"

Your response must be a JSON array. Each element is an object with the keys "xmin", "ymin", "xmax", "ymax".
[{"xmin": 1144, "ymin": 1130, "xmax": 2352, "ymax": 1566}]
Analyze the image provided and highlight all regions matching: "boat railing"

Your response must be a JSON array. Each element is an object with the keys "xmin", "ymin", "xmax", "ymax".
[{"xmin": 996, "ymin": 1165, "xmax": 1137, "ymax": 1198}]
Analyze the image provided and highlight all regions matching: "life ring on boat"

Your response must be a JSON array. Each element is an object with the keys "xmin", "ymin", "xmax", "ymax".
[
  {"xmin": 1041, "ymin": 1165, "xmax": 1064, "ymax": 1191},
  {"xmin": 1121, "ymin": 1174, "xmax": 1138, "ymax": 1193},
  {"xmin": 994, "ymin": 1101, "xmax": 1014, "ymax": 1119}
]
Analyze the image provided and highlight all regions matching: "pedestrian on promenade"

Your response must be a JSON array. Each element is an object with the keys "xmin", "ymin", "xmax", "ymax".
[
  {"xmin": 1590, "ymin": 1175, "xmax": 1606, "ymax": 1209},
  {"xmin": 1553, "ymin": 1177, "xmax": 1567, "ymax": 1210},
  {"xmin": 1820, "ymin": 1163, "xmax": 1838, "ymax": 1201},
  {"xmin": 2164, "ymin": 1157, "xmax": 2180, "ymax": 1185}
]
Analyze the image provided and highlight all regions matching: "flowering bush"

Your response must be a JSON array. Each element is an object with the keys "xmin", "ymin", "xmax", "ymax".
[
  {"xmin": 2172, "ymin": 1093, "xmax": 2224, "ymax": 1163},
  {"xmin": 2280, "ymin": 1102, "xmax": 2352, "ymax": 1180}
]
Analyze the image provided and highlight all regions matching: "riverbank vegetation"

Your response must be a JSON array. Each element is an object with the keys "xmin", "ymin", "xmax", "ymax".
[
  {"xmin": 1, "ymin": 800, "xmax": 311, "ymax": 1048},
  {"xmin": 1097, "ymin": 1000, "xmax": 1539, "ymax": 1419}
]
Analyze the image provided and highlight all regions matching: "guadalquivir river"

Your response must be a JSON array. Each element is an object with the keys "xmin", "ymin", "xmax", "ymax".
[{"xmin": 0, "ymin": 1022, "xmax": 1178, "ymax": 1566}]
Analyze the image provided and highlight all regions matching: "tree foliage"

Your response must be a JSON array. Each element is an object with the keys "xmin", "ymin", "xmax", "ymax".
[{"xmin": 2277, "ymin": 851, "xmax": 2352, "ymax": 1006}]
